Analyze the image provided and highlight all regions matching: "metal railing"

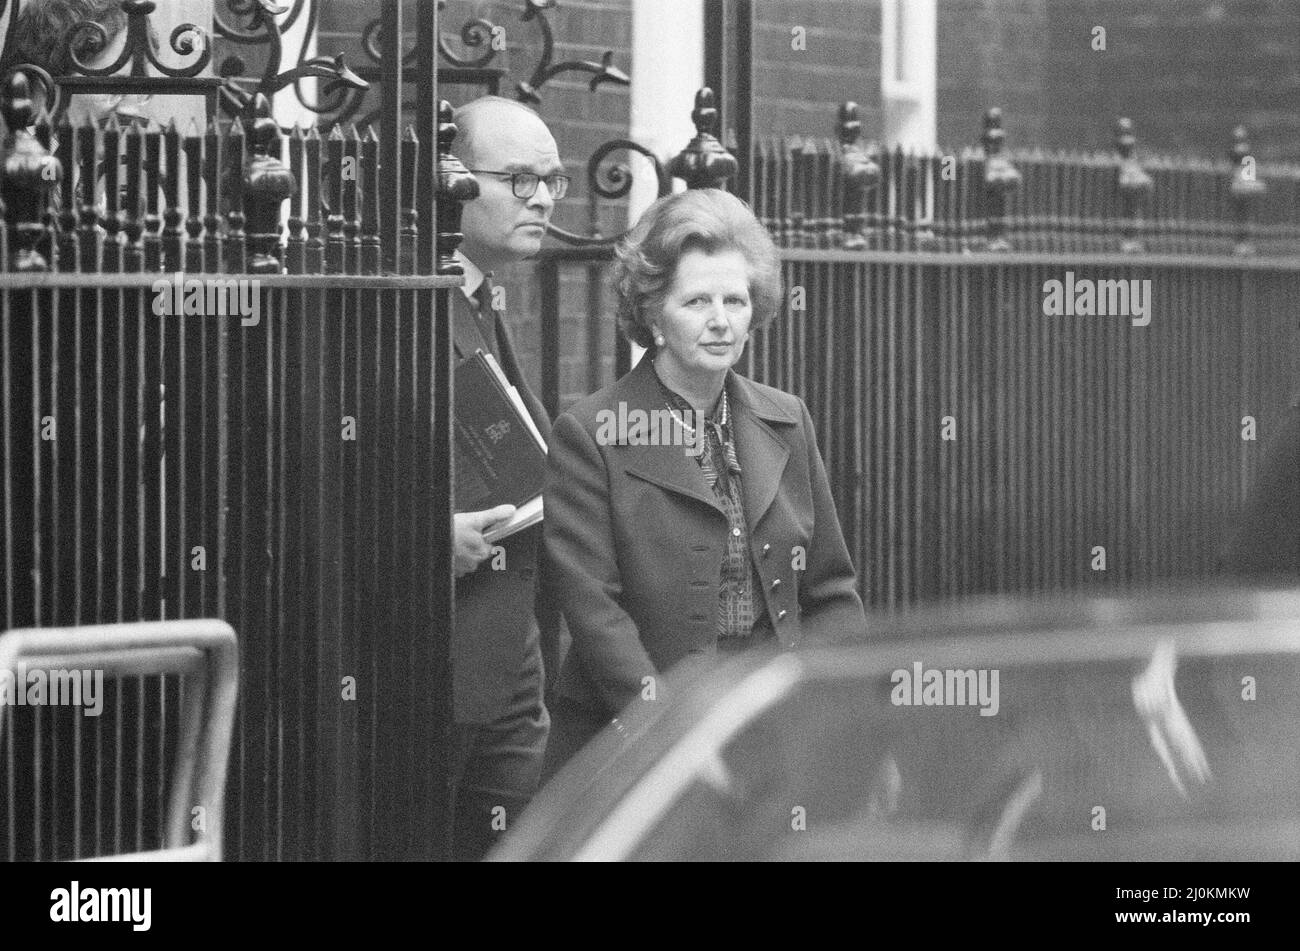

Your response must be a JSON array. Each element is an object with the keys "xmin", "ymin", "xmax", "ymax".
[
  {"xmin": 1, "ymin": 1, "xmax": 466, "ymax": 861},
  {"xmin": 737, "ymin": 106, "xmax": 1300, "ymax": 609},
  {"xmin": 743, "ymin": 253, "xmax": 1299, "ymax": 612},
  {"xmin": 750, "ymin": 106, "xmax": 1300, "ymax": 257}
]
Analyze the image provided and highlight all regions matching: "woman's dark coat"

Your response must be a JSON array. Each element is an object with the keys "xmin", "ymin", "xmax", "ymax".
[{"xmin": 543, "ymin": 356, "xmax": 867, "ymax": 720}]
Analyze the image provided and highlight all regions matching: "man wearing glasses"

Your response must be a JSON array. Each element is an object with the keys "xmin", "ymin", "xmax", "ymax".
[{"xmin": 447, "ymin": 95, "xmax": 569, "ymax": 861}]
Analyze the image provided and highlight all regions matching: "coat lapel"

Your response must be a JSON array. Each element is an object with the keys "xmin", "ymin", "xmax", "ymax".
[
  {"xmin": 729, "ymin": 371, "xmax": 796, "ymax": 529},
  {"xmin": 451, "ymin": 290, "xmax": 486, "ymax": 362},
  {"xmin": 618, "ymin": 358, "xmax": 723, "ymax": 514},
  {"xmin": 613, "ymin": 361, "xmax": 800, "ymax": 521}
]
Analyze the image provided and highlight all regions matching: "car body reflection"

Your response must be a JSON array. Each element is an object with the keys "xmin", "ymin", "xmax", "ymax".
[{"xmin": 495, "ymin": 585, "xmax": 1300, "ymax": 861}]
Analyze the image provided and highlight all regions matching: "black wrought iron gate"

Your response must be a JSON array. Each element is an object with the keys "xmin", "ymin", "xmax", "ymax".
[{"xmin": 1, "ymin": 0, "xmax": 465, "ymax": 861}]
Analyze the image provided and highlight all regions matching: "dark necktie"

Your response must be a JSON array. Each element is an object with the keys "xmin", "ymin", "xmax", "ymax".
[{"xmin": 471, "ymin": 280, "xmax": 500, "ymax": 360}]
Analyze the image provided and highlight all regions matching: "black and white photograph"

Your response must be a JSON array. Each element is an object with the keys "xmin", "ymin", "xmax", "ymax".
[{"xmin": 0, "ymin": 0, "xmax": 1296, "ymax": 912}]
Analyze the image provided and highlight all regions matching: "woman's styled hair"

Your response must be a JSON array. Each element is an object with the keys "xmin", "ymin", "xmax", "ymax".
[{"xmin": 612, "ymin": 188, "xmax": 782, "ymax": 353}]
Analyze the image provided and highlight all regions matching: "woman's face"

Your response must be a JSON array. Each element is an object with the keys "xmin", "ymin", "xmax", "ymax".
[{"xmin": 653, "ymin": 247, "xmax": 753, "ymax": 387}]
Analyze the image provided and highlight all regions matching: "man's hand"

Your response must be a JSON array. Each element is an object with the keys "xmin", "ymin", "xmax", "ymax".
[{"xmin": 453, "ymin": 504, "xmax": 517, "ymax": 578}]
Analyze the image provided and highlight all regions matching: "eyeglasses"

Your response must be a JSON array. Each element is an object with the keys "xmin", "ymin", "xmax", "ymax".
[{"xmin": 467, "ymin": 169, "xmax": 570, "ymax": 200}]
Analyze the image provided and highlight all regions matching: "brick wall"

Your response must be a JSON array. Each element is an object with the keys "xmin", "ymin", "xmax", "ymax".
[
  {"xmin": 939, "ymin": 0, "xmax": 1300, "ymax": 161},
  {"xmin": 752, "ymin": 0, "xmax": 884, "ymax": 138},
  {"xmin": 748, "ymin": 0, "xmax": 1299, "ymax": 161},
  {"xmin": 1036, "ymin": 0, "xmax": 1300, "ymax": 163},
  {"xmin": 937, "ymin": 0, "xmax": 1051, "ymax": 149}
]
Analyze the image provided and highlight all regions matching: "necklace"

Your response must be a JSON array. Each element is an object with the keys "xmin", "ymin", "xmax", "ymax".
[
  {"xmin": 665, "ymin": 389, "xmax": 728, "ymax": 436},
  {"xmin": 665, "ymin": 403, "xmax": 698, "ymax": 435}
]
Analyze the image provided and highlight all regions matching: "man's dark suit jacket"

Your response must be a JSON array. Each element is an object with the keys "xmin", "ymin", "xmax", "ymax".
[
  {"xmin": 451, "ymin": 285, "xmax": 558, "ymax": 724},
  {"xmin": 542, "ymin": 356, "xmax": 868, "ymax": 718}
]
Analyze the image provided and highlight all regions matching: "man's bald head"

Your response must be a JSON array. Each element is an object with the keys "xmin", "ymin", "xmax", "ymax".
[
  {"xmin": 454, "ymin": 96, "xmax": 551, "ymax": 168},
  {"xmin": 453, "ymin": 95, "xmax": 563, "ymax": 271}
]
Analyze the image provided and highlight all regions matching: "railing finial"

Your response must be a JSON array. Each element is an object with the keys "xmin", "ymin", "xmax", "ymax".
[
  {"xmin": 668, "ymin": 88, "xmax": 737, "ymax": 191},
  {"xmin": 836, "ymin": 101, "xmax": 880, "ymax": 250},
  {"xmin": 1, "ymin": 71, "xmax": 57, "ymax": 271},
  {"xmin": 435, "ymin": 99, "xmax": 479, "ymax": 277},
  {"xmin": 1115, "ymin": 116, "xmax": 1153, "ymax": 253},
  {"xmin": 1228, "ymin": 124, "xmax": 1266, "ymax": 256},
  {"xmin": 243, "ymin": 93, "xmax": 295, "ymax": 274},
  {"xmin": 980, "ymin": 107, "xmax": 1020, "ymax": 251}
]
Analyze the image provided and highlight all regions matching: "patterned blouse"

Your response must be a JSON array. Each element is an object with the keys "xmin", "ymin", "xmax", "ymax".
[{"xmin": 653, "ymin": 364, "xmax": 767, "ymax": 640}]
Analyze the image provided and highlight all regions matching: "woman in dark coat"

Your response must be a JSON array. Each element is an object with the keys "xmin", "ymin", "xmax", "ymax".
[{"xmin": 541, "ymin": 189, "xmax": 867, "ymax": 774}]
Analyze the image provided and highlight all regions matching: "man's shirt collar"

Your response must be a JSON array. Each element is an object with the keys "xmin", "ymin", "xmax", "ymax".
[{"xmin": 453, "ymin": 250, "xmax": 487, "ymax": 302}]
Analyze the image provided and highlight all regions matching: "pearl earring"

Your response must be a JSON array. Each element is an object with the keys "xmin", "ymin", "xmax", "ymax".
[{"xmin": 655, "ymin": 334, "xmax": 665, "ymax": 347}]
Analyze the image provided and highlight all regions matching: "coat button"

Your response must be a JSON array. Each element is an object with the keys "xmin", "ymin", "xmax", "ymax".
[
  {"xmin": 777, "ymin": 609, "xmax": 787, "ymax": 621},
  {"xmin": 762, "ymin": 544, "xmax": 771, "ymax": 556},
  {"xmin": 732, "ymin": 527, "xmax": 741, "ymax": 537},
  {"xmin": 771, "ymin": 578, "xmax": 782, "ymax": 590}
]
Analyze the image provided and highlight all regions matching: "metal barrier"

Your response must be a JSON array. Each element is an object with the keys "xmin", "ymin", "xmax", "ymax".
[
  {"xmin": 0, "ymin": 270, "xmax": 462, "ymax": 861},
  {"xmin": 745, "ymin": 252, "xmax": 1299, "ymax": 611},
  {"xmin": 0, "ymin": 619, "xmax": 237, "ymax": 861},
  {"xmin": 750, "ymin": 108, "xmax": 1300, "ymax": 257},
  {"xmin": 0, "ymin": 1, "xmax": 464, "ymax": 861}
]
